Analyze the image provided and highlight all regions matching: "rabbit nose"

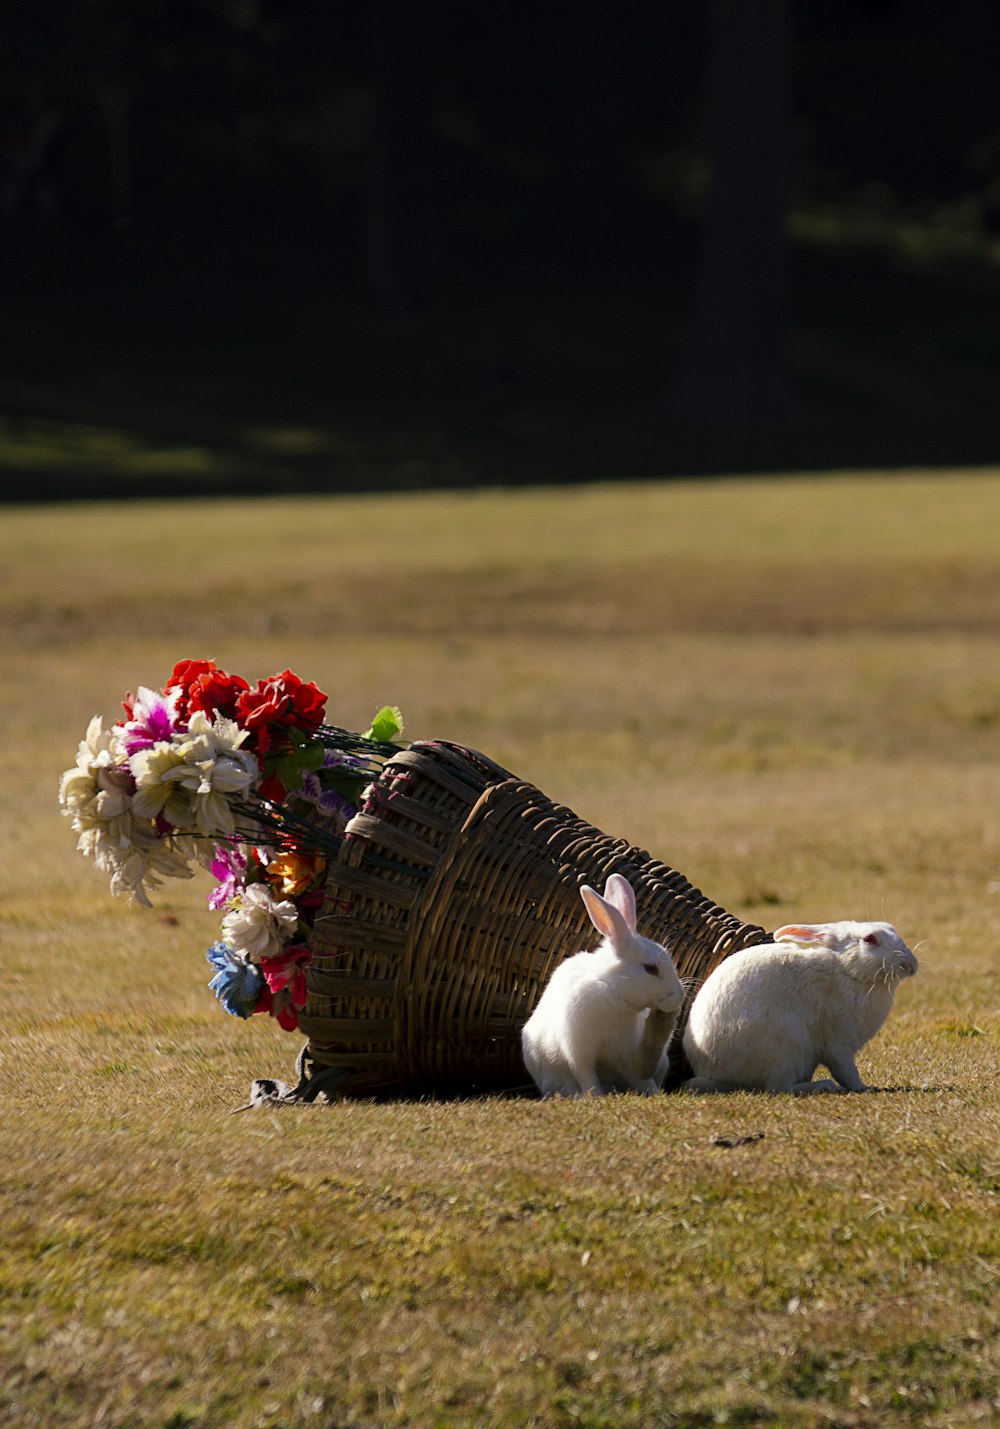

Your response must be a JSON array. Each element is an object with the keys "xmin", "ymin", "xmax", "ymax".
[{"xmin": 898, "ymin": 954, "xmax": 918, "ymax": 976}]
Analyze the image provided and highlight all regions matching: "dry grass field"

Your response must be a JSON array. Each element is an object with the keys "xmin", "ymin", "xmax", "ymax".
[{"xmin": 2, "ymin": 472, "xmax": 999, "ymax": 1428}]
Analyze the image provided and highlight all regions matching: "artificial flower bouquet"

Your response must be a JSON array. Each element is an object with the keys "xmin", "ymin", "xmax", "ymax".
[{"xmin": 58, "ymin": 659, "xmax": 404, "ymax": 1032}]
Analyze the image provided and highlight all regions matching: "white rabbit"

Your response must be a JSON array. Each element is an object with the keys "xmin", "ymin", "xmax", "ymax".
[
  {"xmin": 521, "ymin": 873, "xmax": 685, "ymax": 1097},
  {"xmin": 681, "ymin": 921, "xmax": 918, "ymax": 1095}
]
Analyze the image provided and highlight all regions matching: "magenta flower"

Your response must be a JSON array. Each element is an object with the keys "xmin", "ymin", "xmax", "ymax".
[
  {"xmin": 208, "ymin": 843, "xmax": 248, "ymax": 910},
  {"xmin": 120, "ymin": 686, "xmax": 183, "ymax": 757}
]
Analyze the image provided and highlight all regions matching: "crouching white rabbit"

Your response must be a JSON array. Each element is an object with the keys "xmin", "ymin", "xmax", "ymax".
[
  {"xmin": 682, "ymin": 921, "xmax": 918, "ymax": 1095},
  {"xmin": 521, "ymin": 873, "xmax": 685, "ymax": 1097}
]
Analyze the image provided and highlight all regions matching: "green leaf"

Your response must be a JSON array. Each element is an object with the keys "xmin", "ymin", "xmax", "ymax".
[
  {"xmin": 321, "ymin": 767, "xmax": 368, "ymax": 800},
  {"xmin": 365, "ymin": 705, "xmax": 404, "ymax": 744},
  {"xmin": 274, "ymin": 755, "xmax": 305, "ymax": 792},
  {"xmin": 271, "ymin": 739, "xmax": 326, "ymax": 793},
  {"xmin": 298, "ymin": 742, "xmax": 327, "ymax": 772}
]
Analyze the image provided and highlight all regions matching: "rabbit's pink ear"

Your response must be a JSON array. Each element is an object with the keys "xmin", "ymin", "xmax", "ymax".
[
  {"xmin": 601, "ymin": 873, "xmax": 637, "ymax": 932},
  {"xmin": 774, "ymin": 924, "xmax": 837, "ymax": 948},
  {"xmin": 580, "ymin": 883, "xmax": 631, "ymax": 946}
]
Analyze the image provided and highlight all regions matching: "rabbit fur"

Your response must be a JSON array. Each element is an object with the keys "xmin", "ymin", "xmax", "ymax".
[
  {"xmin": 521, "ymin": 873, "xmax": 685, "ymax": 1097},
  {"xmin": 682, "ymin": 920, "xmax": 918, "ymax": 1095}
]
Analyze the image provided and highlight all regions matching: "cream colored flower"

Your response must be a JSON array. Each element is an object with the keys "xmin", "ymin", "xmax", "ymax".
[
  {"xmin": 59, "ymin": 716, "xmax": 128, "ymax": 812},
  {"xmin": 59, "ymin": 715, "xmax": 140, "ymax": 853},
  {"xmin": 220, "ymin": 883, "xmax": 299, "ymax": 961},
  {"xmin": 131, "ymin": 713, "xmax": 258, "ymax": 838},
  {"xmin": 61, "ymin": 713, "xmax": 212, "ymax": 904},
  {"xmin": 178, "ymin": 710, "xmax": 252, "ymax": 763},
  {"xmin": 130, "ymin": 741, "xmax": 197, "ymax": 828},
  {"xmin": 110, "ymin": 841, "xmax": 197, "ymax": 907}
]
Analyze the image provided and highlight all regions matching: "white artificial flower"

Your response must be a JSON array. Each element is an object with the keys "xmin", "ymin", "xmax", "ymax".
[
  {"xmin": 131, "ymin": 712, "xmax": 258, "ymax": 838},
  {"xmin": 76, "ymin": 714, "xmax": 114, "ymax": 769},
  {"xmin": 59, "ymin": 716, "xmax": 129, "ymax": 813},
  {"xmin": 59, "ymin": 715, "xmax": 139, "ymax": 849},
  {"xmin": 220, "ymin": 883, "xmax": 299, "ymax": 961},
  {"xmin": 130, "ymin": 739, "xmax": 193, "ymax": 816},
  {"xmin": 58, "ymin": 763, "xmax": 99, "ymax": 816},
  {"xmin": 73, "ymin": 800, "xmax": 140, "ymax": 853},
  {"xmin": 104, "ymin": 838, "xmax": 197, "ymax": 908},
  {"xmin": 179, "ymin": 710, "xmax": 252, "ymax": 762},
  {"xmin": 61, "ymin": 713, "xmax": 210, "ymax": 904},
  {"xmin": 180, "ymin": 714, "xmax": 257, "ymax": 834}
]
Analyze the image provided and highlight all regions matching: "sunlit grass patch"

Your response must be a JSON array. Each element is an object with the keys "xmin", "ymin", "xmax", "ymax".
[{"xmin": 2, "ymin": 474, "xmax": 999, "ymax": 1427}]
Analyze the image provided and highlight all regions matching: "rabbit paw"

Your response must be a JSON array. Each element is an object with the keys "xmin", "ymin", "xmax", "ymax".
[{"xmin": 791, "ymin": 1078, "xmax": 848, "ymax": 1096}]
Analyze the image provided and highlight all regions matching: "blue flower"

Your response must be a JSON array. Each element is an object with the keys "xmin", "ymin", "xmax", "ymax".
[{"xmin": 206, "ymin": 942, "xmax": 263, "ymax": 1019}]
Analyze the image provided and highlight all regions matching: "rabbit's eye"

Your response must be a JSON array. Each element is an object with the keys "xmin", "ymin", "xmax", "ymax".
[
  {"xmin": 863, "ymin": 933, "xmax": 880, "ymax": 946},
  {"xmin": 643, "ymin": 963, "xmax": 660, "ymax": 976}
]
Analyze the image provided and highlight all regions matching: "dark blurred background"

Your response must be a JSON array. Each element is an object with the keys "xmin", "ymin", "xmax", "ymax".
[{"xmin": 3, "ymin": 0, "xmax": 1000, "ymax": 499}]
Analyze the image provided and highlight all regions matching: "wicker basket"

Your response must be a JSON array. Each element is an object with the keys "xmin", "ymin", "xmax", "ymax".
[{"xmin": 293, "ymin": 740, "xmax": 770, "ymax": 1099}]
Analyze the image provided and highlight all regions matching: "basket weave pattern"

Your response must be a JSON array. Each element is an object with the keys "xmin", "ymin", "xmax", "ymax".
[{"xmin": 301, "ymin": 741, "xmax": 770, "ymax": 1097}]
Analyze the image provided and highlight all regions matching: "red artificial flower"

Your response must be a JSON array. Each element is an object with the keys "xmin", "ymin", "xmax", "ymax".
[
  {"xmin": 273, "ymin": 1001, "xmax": 300, "ymax": 1032},
  {"xmin": 251, "ymin": 981, "xmax": 301, "ymax": 1032},
  {"xmin": 259, "ymin": 945, "xmax": 312, "ymax": 1009},
  {"xmin": 296, "ymin": 890, "xmax": 326, "ymax": 915},
  {"xmin": 235, "ymin": 670, "xmax": 328, "ymax": 759},
  {"xmin": 166, "ymin": 658, "xmax": 218, "ymax": 704},
  {"xmin": 256, "ymin": 772, "xmax": 288, "ymax": 805},
  {"xmin": 166, "ymin": 659, "xmax": 250, "ymax": 723},
  {"xmin": 189, "ymin": 670, "xmax": 250, "ymax": 720}
]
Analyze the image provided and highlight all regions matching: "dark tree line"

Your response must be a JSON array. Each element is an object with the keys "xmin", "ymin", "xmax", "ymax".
[
  {"xmin": 5, "ymin": 2, "xmax": 995, "ymax": 251},
  {"xmin": 3, "ymin": 0, "xmax": 999, "ymax": 461}
]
